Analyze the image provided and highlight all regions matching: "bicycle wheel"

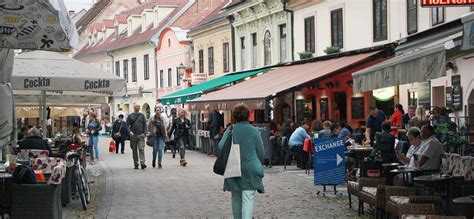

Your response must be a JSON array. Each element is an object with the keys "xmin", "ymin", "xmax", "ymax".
[
  {"xmin": 80, "ymin": 166, "xmax": 91, "ymax": 203},
  {"xmin": 75, "ymin": 167, "xmax": 88, "ymax": 210}
]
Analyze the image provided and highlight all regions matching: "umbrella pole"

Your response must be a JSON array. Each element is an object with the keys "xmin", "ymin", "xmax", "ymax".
[{"xmin": 41, "ymin": 90, "xmax": 47, "ymax": 138}]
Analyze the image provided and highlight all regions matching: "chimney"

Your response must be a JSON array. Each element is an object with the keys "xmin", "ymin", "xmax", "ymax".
[
  {"xmin": 69, "ymin": 10, "xmax": 75, "ymax": 17},
  {"xmin": 114, "ymin": 14, "xmax": 128, "ymax": 38}
]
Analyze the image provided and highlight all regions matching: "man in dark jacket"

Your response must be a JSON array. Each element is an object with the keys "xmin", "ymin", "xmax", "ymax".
[
  {"xmin": 402, "ymin": 105, "xmax": 416, "ymax": 128},
  {"xmin": 19, "ymin": 127, "xmax": 52, "ymax": 155},
  {"xmin": 112, "ymin": 114, "xmax": 129, "ymax": 154},
  {"xmin": 208, "ymin": 110, "xmax": 223, "ymax": 156},
  {"xmin": 126, "ymin": 104, "xmax": 148, "ymax": 169},
  {"xmin": 372, "ymin": 121, "xmax": 397, "ymax": 163}
]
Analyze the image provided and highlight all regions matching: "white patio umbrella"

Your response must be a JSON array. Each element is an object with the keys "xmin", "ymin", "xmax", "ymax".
[
  {"xmin": 11, "ymin": 50, "xmax": 126, "ymax": 135},
  {"xmin": 0, "ymin": 0, "xmax": 79, "ymax": 156}
]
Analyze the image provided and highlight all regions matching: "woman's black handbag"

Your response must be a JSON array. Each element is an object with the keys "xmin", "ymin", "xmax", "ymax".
[
  {"xmin": 213, "ymin": 126, "xmax": 233, "ymax": 176},
  {"xmin": 146, "ymin": 136, "xmax": 155, "ymax": 147}
]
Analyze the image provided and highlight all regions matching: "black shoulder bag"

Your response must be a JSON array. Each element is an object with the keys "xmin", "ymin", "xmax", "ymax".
[{"xmin": 213, "ymin": 126, "xmax": 233, "ymax": 176}]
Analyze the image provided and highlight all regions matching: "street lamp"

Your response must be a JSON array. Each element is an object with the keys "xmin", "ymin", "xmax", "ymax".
[{"xmin": 177, "ymin": 63, "xmax": 186, "ymax": 79}]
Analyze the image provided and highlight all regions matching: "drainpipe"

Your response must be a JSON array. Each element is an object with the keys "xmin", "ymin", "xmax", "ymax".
[
  {"xmin": 106, "ymin": 51, "xmax": 115, "ymax": 121},
  {"xmin": 151, "ymin": 42, "xmax": 159, "ymax": 104},
  {"xmin": 227, "ymin": 15, "xmax": 236, "ymax": 72},
  {"xmin": 282, "ymin": 0, "xmax": 294, "ymax": 61}
]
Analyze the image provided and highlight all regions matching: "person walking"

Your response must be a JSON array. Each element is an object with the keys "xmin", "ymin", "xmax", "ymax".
[
  {"xmin": 86, "ymin": 112, "xmax": 102, "ymax": 161},
  {"xmin": 208, "ymin": 109, "xmax": 224, "ymax": 156},
  {"xmin": 166, "ymin": 109, "xmax": 177, "ymax": 158},
  {"xmin": 169, "ymin": 109, "xmax": 191, "ymax": 166},
  {"xmin": 148, "ymin": 106, "xmax": 168, "ymax": 168},
  {"xmin": 112, "ymin": 114, "xmax": 129, "ymax": 154},
  {"xmin": 218, "ymin": 104, "xmax": 265, "ymax": 219},
  {"xmin": 127, "ymin": 104, "xmax": 148, "ymax": 169}
]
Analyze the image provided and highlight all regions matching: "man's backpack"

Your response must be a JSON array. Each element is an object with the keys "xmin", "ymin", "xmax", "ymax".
[{"xmin": 12, "ymin": 165, "xmax": 36, "ymax": 184}]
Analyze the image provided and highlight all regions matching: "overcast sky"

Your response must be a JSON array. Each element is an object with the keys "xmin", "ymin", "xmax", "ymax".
[{"xmin": 64, "ymin": 0, "xmax": 94, "ymax": 12}]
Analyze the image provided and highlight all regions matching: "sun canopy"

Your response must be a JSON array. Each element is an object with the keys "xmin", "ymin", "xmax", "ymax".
[
  {"xmin": 0, "ymin": 0, "xmax": 79, "ymax": 51},
  {"xmin": 160, "ymin": 68, "xmax": 270, "ymax": 105},
  {"xmin": 189, "ymin": 52, "xmax": 378, "ymax": 110},
  {"xmin": 13, "ymin": 90, "xmax": 107, "ymax": 106},
  {"xmin": 11, "ymin": 51, "xmax": 126, "ymax": 92}
]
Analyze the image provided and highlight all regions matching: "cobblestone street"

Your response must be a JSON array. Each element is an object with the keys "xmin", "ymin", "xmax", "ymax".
[{"xmin": 65, "ymin": 138, "xmax": 358, "ymax": 218}]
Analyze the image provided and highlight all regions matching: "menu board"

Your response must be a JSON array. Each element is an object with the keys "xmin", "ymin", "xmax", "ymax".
[
  {"xmin": 320, "ymin": 98, "xmax": 329, "ymax": 121},
  {"xmin": 296, "ymin": 99, "xmax": 305, "ymax": 124},
  {"xmin": 351, "ymin": 97, "xmax": 365, "ymax": 119},
  {"xmin": 446, "ymin": 87, "xmax": 453, "ymax": 109},
  {"xmin": 253, "ymin": 124, "xmax": 271, "ymax": 160},
  {"xmin": 451, "ymin": 75, "xmax": 462, "ymax": 111},
  {"xmin": 418, "ymin": 82, "xmax": 431, "ymax": 108}
]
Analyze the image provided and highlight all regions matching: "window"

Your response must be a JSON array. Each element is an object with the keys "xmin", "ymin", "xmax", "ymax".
[
  {"xmin": 331, "ymin": 9, "xmax": 343, "ymax": 48},
  {"xmin": 373, "ymin": 0, "xmax": 387, "ymax": 42},
  {"xmin": 471, "ymin": 6, "xmax": 474, "ymax": 11},
  {"xmin": 131, "ymin": 57, "xmax": 137, "ymax": 82},
  {"xmin": 176, "ymin": 67, "xmax": 181, "ymax": 86},
  {"xmin": 168, "ymin": 38, "xmax": 171, "ymax": 47},
  {"xmin": 304, "ymin": 16, "xmax": 315, "ymax": 53},
  {"xmin": 279, "ymin": 24, "xmax": 287, "ymax": 63},
  {"xmin": 252, "ymin": 33, "xmax": 257, "ymax": 68},
  {"xmin": 115, "ymin": 61, "xmax": 120, "ymax": 76},
  {"xmin": 123, "ymin": 59, "xmax": 129, "ymax": 82},
  {"xmin": 167, "ymin": 68, "xmax": 172, "ymax": 87},
  {"xmin": 264, "ymin": 30, "xmax": 272, "ymax": 66},
  {"xmin": 407, "ymin": 0, "xmax": 417, "ymax": 35},
  {"xmin": 431, "ymin": 7, "xmax": 444, "ymax": 26},
  {"xmin": 208, "ymin": 47, "xmax": 214, "ymax": 75},
  {"xmin": 144, "ymin": 54, "xmax": 149, "ymax": 80},
  {"xmin": 198, "ymin": 49, "xmax": 204, "ymax": 73},
  {"xmin": 159, "ymin": 70, "xmax": 164, "ymax": 88},
  {"xmin": 223, "ymin": 42, "xmax": 229, "ymax": 72},
  {"xmin": 240, "ymin": 37, "xmax": 246, "ymax": 70}
]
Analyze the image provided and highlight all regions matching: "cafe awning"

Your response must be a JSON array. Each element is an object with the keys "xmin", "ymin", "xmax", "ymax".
[
  {"xmin": 160, "ymin": 68, "xmax": 270, "ymax": 105},
  {"xmin": 352, "ymin": 45, "xmax": 446, "ymax": 93},
  {"xmin": 188, "ymin": 51, "xmax": 379, "ymax": 110}
]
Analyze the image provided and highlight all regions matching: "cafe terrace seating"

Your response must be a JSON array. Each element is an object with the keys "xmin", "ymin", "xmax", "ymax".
[
  {"xmin": 357, "ymin": 177, "xmax": 387, "ymax": 218},
  {"xmin": 10, "ymin": 152, "xmax": 67, "ymax": 219},
  {"xmin": 385, "ymin": 186, "xmax": 442, "ymax": 217}
]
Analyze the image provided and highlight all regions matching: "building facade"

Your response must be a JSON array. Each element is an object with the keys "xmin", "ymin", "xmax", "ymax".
[
  {"xmin": 188, "ymin": 4, "xmax": 233, "ymax": 82},
  {"xmin": 227, "ymin": 0, "xmax": 293, "ymax": 72}
]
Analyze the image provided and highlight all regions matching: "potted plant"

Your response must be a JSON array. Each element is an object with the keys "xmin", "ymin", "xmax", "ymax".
[
  {"xmin": 298, "ymin": 51, "xmax": 313, "ymax": 60},
  {"xmin": 324, "ymin": 46, "xmax": 341, "ymax": 54}
]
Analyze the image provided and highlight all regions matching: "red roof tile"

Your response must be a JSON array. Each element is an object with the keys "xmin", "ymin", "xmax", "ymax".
[
  {"xmin": 94, "ymin": 23, "xmax": 105, "ymax": 32},
  {"xmin": 115, "ymin": 14, "xmax": 128, "ymax": 24},
  {"xmin": 103, "ymin": 19, "xmax": 114, "ymax": 28},
  {"xmin": 76, "ymin": 0, "xmax": 111, "ymax": 34},
  {"xmin": 172, "ymin": 0, "xmax": 227, "ymax": 30},
  {"xmin": 191, "ymin": 1, "xmax": 229, "ymax": 31},
  {"xmin": 75, "ymin": 0, "xmax": 189, "ymax": 59}
]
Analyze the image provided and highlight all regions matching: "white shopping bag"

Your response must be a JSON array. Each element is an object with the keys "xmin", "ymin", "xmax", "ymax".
[{"xmin": 224, "ymin": 136, "xmax": 242, "ymax": 178}]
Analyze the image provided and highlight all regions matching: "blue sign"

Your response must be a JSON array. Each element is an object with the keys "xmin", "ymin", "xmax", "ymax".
[{"xmin": 314, "ymin": 138, "xmax": 346, "ymax": 185}]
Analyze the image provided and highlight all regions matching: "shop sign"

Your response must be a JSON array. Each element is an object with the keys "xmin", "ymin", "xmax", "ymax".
[
  {"xmin": 418, "ymin": 82, "xmax": 431, "ymax": 108},
  {"xmin": 320, "ymin": 98, "xmax": 329, "ymax": 121},
  {"xmin": 421, "ymin": 0, "xmax": 474, "ymax": 7},
  {"xmin": 191, "ymin": 73, "xmax": 207, "ymax": 85},
  {"xmin": 446, "ymin": 87, "xmax": 453, "ymax": 109},
  {"xmin": 373, "ymin": 86, "xmax": 395, "ymax": 101},
  {"xmin": 314, "ymin": 138, "xmax": 346, "ymax": 186}
]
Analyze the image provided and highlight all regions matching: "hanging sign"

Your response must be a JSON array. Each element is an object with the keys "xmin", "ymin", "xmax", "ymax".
[
  {"xmin": 373, "ymin": 86, "xmax": 395, "ymax": 101},
  {"xmin": 421, "ymin": 0, "xmax": 474, "ymax": 7}
]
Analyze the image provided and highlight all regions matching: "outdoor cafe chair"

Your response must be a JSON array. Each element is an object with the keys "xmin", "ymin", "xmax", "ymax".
[
  {"xmin": 385, "ymin": 186, "xmax": 442, "ymax": 217},
  {"xmin": 357, "ymin": 177, "xmax": 387, "ymax": 218},
  {"xmin": 282, "ymin": 137, "xmax": 299, "ymax": 170},
  {"xmin": 399, "ymin": 203, "xmax": 437, "ymax": 216},
  {"xmin": 10, "ymin": 183, "xmax": 62, "ymax": 219},
  {"xmin": 303, "ymin": 138, "xmax": 314, "ymax": 175}
]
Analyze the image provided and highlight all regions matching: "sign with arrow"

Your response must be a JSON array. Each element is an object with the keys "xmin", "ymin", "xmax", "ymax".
[{"xmin": 313, "ymin": 138, "xmax": 346, "ymax": 186}]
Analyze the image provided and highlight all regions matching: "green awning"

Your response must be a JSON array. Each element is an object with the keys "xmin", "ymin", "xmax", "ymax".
[{"xmin": 161, "ymin": 68, "xmax": 269, "ymax": 105}]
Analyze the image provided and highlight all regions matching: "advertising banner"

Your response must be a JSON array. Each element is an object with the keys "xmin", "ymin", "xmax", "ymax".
[{"xmin": 314, "ymin": 138, "xmax": 346, "ymax": 186}]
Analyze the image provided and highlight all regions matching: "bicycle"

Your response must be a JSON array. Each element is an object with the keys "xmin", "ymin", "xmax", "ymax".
[{"xmin": 66, "ymin": 143, "xmax": 90, "ymax": 210}]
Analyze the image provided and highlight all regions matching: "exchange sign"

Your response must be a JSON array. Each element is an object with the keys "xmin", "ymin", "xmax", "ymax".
[{"xmin": 313, "ymin": 138, "xmax": 346, "ymax": 186}]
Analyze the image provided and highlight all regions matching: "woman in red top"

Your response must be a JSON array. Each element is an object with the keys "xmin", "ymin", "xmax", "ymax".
[{"xmin": 390, "ymin": 104, "xmax": 404, "ymax": 136}]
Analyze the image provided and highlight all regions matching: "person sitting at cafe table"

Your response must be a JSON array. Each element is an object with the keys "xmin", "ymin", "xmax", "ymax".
[
  {"xmin": 393, "ymin": 127, "xmax": 423, "ymax": 186},
  {"xmin": 334, "ymin": 122, "xmax": 352, "ymax": 140},
  {"xmin": 310, "ymin": 119, "xmax": 323, "ymax": 138},
  {"xmin": 18, "ymin": 127, "xmax": 52, "ymax": 155},
  {"xmin": 365, "ymin": 106, "xmax": 387, "ymax": 146},
  {"xmin": 402, "ymin": 105, "xmax": 416, "ymax": 129},
  {"xmin": 288, "ymin": 121, "xmax": 311, "ymax": 169},
  {"xmin": 17, "ymin": 126, "xmax": 28, "ymax": 142},
  {"xmin": 46, "ymin": 125, "xmax": 55, "ymax": 139},
  {"xmin": 371, "ymin": 121, "xmax": 398, "ymax": 163},
  {"xmin": 416, "ymin": 124, "xmax": 444, "ymax": 171},
  {"xmin": 396, "ymin": 127, "xmax": 422, "ymax": 167},
  {"xmin": 318, "ymin": 120, "xmax": 332, "ymax": 138}
]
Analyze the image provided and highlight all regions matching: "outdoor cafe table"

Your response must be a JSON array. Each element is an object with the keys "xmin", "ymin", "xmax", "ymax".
[
  {"xmin": 346, "ymin": 145, "xmax": 372, "ymax": 168},
  {"xmin": 390, "ymin": 167, "xmax": 420, "ymax": 186},
  {"xmin": 414, "ymin": 175, "xmax": 464, "ymax": 213}
]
